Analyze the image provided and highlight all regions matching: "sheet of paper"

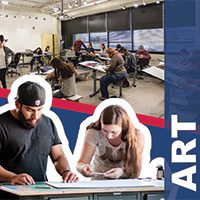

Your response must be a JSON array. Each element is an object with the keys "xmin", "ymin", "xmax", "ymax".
[{"xmin": 46, "ymin": 179, "xmax": 162, "ymax": 189}]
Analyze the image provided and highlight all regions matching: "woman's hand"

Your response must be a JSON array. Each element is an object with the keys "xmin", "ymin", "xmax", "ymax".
[
  {"xmin": 104, "ymin": 168, "xmax": 124, "ymax": 179},
  {"xmin": 11, "ymin": 173, "xmax": 35, "ymax": 185},
  {"xmin": 62, "ymin": 170, "xmax": 79, "ymax": 183},
  {"xmin": 81, "ymin": 164, "xmax": 94, "ymax": 177}
]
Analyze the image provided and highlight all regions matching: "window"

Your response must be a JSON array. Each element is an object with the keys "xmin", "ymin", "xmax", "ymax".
[
  {"xmin": 133, "ymin": 28, "xmax": 164, "ymax": 52},
  {"xmin": 74, "ymin": 33, "xmax": 89, "ymax": 46},
  {"xmin": 109, "ymin": 31, "xmax": 132, "ymax": 50},
  {"xmin": 90, "ymin": 32, "xmax": 107, "ymax": 49}
]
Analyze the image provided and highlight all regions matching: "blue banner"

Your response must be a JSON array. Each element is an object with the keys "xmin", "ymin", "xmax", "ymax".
[{"xmin": 165, "ymin": 0, "xmax": 200, "ymax": 199}]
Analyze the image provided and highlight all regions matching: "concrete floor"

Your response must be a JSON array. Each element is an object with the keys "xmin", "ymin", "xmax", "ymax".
[
  {"xmin": 76, "ymin": 73, "xmax": 164, "ymax": 118},
  {"xmin": 6, "ymin": 67, "xmax": 164, "ymax": 118}
]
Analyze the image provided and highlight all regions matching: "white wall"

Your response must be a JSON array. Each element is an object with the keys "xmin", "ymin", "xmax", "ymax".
[{"xmin": 1, "ymin": 12, "xmax": 60, "ymax": 52}]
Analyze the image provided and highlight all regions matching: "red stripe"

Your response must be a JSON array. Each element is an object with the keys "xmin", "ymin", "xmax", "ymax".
[
  {"xmin": 0, "ymin": 88, "xmax": 10, "ymax": 98},
  {"xmin": 0, "ymin": 88, "xmax": 164, "ymax": 128}
]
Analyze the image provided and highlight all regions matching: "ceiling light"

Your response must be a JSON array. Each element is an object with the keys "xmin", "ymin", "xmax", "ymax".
[
  {"xmin": 156, "ymin": 0, "xmax": 160, "ymax": 4},
  {"xmin": 83, "ymin": 0, "xmax": 87, "ymax": 5},
  {"xmin": 142, "ymin": 1, "xmax": 146, "ymax": 6},
  {"xmin": 122, "ymin": 6, "xmax": 126, "ymax": 10},
  {"xmin": 21, "ymin": 15, "xmax": 25, "ymax": 19},
  {"xmin": 1, "ymin": 1, "xmax": 8, "ymax": 5},
  {"xmin": 134, "ymin": 3, "xmax": 138, "ymax": 8}
]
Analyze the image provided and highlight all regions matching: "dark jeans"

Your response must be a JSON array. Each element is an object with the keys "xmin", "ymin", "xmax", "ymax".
[
  {"xmin": 100, "ymin": 73, "xmax": 127, "ymax": 98},
  {"xmin": 0, "ymin": 68, "xmax": 7, "ymax": 88},
  {"xmin": 30, "ymin": 57, "xmax": 44, "ymax": 70}
]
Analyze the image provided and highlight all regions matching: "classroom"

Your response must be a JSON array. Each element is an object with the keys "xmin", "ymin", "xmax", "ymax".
[
  {"xmin": 0, "ymin": 0, "xmax": 165, "ymax": 199},
  {"xmin": 1, "ymin": 0, "xmax": 164, "ymax": 118}
]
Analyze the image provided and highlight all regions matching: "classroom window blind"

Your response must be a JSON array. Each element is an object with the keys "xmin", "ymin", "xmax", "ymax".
[
  {"xmin": 109, "ymin": 31, "xmax": 132, "ymax": 50},
  {"xmin": 133, "ymin": 28, "xmax": 164, "ymax": 52},
  {"xmin": 107, "ymin": 10, "xmax": 130, "ymax": 31},
  {"xmin": 90, "ymin": 32, "xmax": 107, "ymax": 49},
  {"xmin": 88, "ymin": 14, "xmax": 106, "ymax": 32},
  {"xmin": 132, "ymin": 4, "xmax": 163, "ymax": 29}
]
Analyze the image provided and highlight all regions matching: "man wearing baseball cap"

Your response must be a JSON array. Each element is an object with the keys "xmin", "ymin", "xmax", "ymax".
[
  {"xmin": 0, "ymin": 34, "xmax": 14, "ymax": 88},
  {"xmin": 0, "ymin": 81, "xmax": 78, "ymax": 188}
]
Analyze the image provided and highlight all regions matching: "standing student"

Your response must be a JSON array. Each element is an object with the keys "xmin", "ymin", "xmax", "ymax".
[
  {"xmin": 73, "ymin": 37, "xmax": 87, "ymax": 57},
  {"xmin": 0, "ymin": 34, "xmax": 14, "ymax": 88},
  {"xmin": 77, "ymin": 104, "xmax": 151, "ymax": 179},
  {"xmin": 99, "ymin": 48, "xmax": 127, "ymax": 100},
  {"xmin": 49, "ymin": 57, "xmax": 78, "ymax": 98},
  {"xmin": 0, "ymin": 80, "xmax": 78, "ymax": 185}
]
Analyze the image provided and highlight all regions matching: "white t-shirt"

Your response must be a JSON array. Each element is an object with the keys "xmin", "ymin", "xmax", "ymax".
[
  {"xmin": 61, "ymin": 75, "xmax": 77, "ymax": 97},
  {"xmin": 85, "ymin": 128, "xmax": 126, "ymax": 175},
  {"xmin": 85, "ymin": 128, "xmax": 152, "ymax": 179},
  {"xmin": 0, "ymin": 48, "xmax": 6, "ymax": 69}
]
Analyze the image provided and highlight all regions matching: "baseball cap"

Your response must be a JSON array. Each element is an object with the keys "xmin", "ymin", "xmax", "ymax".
[
  {"xmin": 17, "ymin": 81, "xmax": 46, "ymax": 106},
  {"xmin": 0, "ymin": 35, "xmax": 8, "ymax": 42}
]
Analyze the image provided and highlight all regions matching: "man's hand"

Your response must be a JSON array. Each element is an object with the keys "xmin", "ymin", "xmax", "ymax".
[
  {"xmin": 11, "ymin": 173, "xmax": 35, "ymax": 185},
  {"xmin": 104, "ymin": 168, "xmax": 124, "ymax": 179},
  {"xmin": 62, "ymin": 170, "xmax": 79, "ymax": 183}
]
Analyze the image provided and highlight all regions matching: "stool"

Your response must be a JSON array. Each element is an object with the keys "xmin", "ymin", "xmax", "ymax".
[{"xmin": 112, "ymin": 80, "xmax": 124, "ymax": 98}]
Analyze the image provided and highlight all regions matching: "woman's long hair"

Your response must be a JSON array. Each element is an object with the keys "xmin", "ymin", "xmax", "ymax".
[
  {"xmin": 50, "ymin": 57, "xmax": 75, "ymax": 79},
  {"xmin": 87, "ymin": 105, "xmax": 144, "ymax": 178}
]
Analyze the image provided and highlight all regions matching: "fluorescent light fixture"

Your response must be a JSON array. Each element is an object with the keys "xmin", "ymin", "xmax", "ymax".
[{"xmin": 1, "ymin": 1, "xmax": 8, "ymax": 5}]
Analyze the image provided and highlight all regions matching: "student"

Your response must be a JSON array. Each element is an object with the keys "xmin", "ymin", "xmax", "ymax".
[
  {"xmin": 0, "ymin": 80, "xmax": 78, "ymax": 185},
  {"xmin": 30, "ymin": 47, "xmax": 44, "ymax": 71},
  {"xmin": 49, "ymin": 57, "xmax": 78, "ymax": 99},
  {"xmin": 135, "ymin": 45, "xmax": 151, "ymax": 69},
  {"xmin": 73, "ymin": 37, "xmax": 87, "ymax": 57},
  {"xmin": 76, "ymin": 104, "xmax": 151, "ymax": 179},
  {"xmin": 120, "ymin": 47, "xmax": 137, "ymax": 86},
  {"xmin": 99, "ymin": 43, "xmax": 107, "ymax": 57},
  {"xmin": 84, "ymin": 43, "xmax": 95, "ymax": 61},
  {"xmin": 0, "ymin": 34, "xmax": 14, "ymax": 88},
  {"xmin": 44, "ymin": 45, "xmax": 51, "ymax": 63},
  {"xmin": 99, "ymin": 48, "xmax": 127, "ymax": 100},
  {"xmin": 116, "ymin": 44, "xmax": 122, "ymax": 52}
]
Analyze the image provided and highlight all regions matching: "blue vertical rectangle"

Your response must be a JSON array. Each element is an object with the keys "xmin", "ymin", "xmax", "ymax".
[{"xmin": 165, "ymin": 0, "xmax": 200, "ymax": 199}]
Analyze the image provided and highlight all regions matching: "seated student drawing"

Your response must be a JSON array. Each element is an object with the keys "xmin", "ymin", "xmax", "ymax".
[
  {"xmin": 30, "ymin": 47, "xmax": 44, "ymax": 71},
  {"xmin": 49, "ymin": 57, "xmax": 78, "ymax": 99},
  {"xmin": 135, "ymin": 45, "xmax": 151, "ymax": 69},
  {"xmin": 99, "ymin": 48, "xmax": 127, "ymax": 100},
  {"xmin": 76, "ymin": 100, "xmax": 151, "ymax": 180}
]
